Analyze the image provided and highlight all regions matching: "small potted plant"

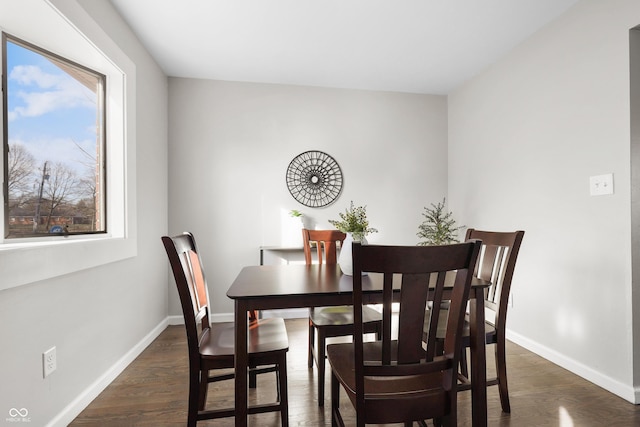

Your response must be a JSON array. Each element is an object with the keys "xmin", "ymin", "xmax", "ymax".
[
  {"xmin": 417, "ymin": 198, "xmax": 464, "ymax": 246},
  {"xmin": 329, "ymin": 201, "xmax": 377, "ymax": 275},
  {"xmin": 289, "ymin": 209, "xmax": 303, "ymax": 219}
]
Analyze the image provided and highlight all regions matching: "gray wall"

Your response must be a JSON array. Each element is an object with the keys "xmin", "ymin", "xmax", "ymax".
[
  {"xmin": 167, "ymin": 79, "xmax": 448, "ymax": 316},
  {"xmin": 449, "ymin": 0, "xmax": 640, "ymax": 402},
  {"xmin": 0, "ymin": 0, "xmax": 169, "ymax": 425}
]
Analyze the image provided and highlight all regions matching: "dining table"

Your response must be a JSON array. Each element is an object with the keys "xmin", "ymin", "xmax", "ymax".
[{"xmin": 227, "ymin": 263, "xmax": 489, "ymax": 427}]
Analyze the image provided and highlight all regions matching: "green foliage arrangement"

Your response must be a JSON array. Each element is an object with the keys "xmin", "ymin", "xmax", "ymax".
[
  {"xmin": 417, "ymin": 198, "xmax": 464, "ymax": 246},
  {"xmin": 289, "ymin": 209, "xmax": 303, "ymax": 217},
  {"xmin": 329, "ymin": 201, "xmax": 378, "ymax": 241}
]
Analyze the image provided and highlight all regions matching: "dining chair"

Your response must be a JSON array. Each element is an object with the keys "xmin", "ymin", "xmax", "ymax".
[
  {"xmin": 327, "ymin": 240, "xmax": 481, "ymax": 427},
  {"xmin": 303, "ymin": 229, "xmax": 383, "ymax": 407},
  {"xmin": 425, "ymin": 229, "xmax": 524, "ymax": 414},
  {"xmin": 162, "ymin": 232, "xmax": 289, "ymax": 427}
]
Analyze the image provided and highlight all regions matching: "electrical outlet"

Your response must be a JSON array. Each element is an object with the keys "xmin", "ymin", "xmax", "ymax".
[{"xmin": 43, "ymin": 347, "xmax": 56, "ymax": 378}]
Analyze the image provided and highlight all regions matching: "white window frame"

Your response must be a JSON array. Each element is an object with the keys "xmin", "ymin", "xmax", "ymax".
[{"xmin": 0, "ymin": 0, "xmax": 137, "ymax": 291}]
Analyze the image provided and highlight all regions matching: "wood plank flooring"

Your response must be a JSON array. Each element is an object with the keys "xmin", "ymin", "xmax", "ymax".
[{"xmin": 70, "ymin": 318, "xmax": 640, "ymax": 426}]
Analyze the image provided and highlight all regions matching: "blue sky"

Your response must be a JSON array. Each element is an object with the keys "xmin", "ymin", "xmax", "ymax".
[{"xmin": 6, "ymin": 39, "xmax": 98, "ymax": 178}]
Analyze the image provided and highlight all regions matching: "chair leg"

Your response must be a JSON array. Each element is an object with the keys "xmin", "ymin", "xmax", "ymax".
[
  {"xmin": 249, "ymin": 315, "xmax": 258, "ymax": 388},
  {"xmin": 275, "ymin": 365, "xmax": 281, "ymax": 402},
  {"xmin": 188, "ymin": 369, "xmax": 202, "ymax": 427},
  {"xmin": 308, "ymin": 320, "xmax": 315, "ymax": 368},
  {"xmin": 459, "ymin": 347, "xmax": 469, "ymax": 378},
  {"xmin": 434, "ymin": 340, "xmax": 445, "ymax": 362},
  {"xmin": 317, "ymin": 329, "xmax": 326, "ymax": 406},
  {"xmin": 249, "ymin": 364, "xmax": 258, "ymax": 388},
  {"xmin": 495, "ymin": 340, "xmax": 511, "ymax": 413},
  {"xmin": 278, "ymin": 356, "xmax": 289, "ymax": 427},
  {"xmin": 249, "ymin": 365, "xmax": 258, "ymax": 388},
  {"xmin": 330, "ymin": 370, "xmax": 341, "ymax": 427},
  {"xmin": 198, "ymin": 370, "xmax": 208, "ymax": 410},
  {"xmin": 432, "ymin": 413, "xmax": 455, "ymax": 427},
  {"xmin": 438, "ymin": 414, "xmax": 452, "ymax": 427}
]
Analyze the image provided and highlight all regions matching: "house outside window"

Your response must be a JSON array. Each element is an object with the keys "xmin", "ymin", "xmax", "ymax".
[{"xmin": 2, "ymin": 33, "xmax": 106, "ymax": 238}]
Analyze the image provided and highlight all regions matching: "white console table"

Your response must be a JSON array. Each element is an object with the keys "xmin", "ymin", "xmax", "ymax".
[{"xmin": 259, "ymin": 246, "xmax": 305, "ymax": 265}]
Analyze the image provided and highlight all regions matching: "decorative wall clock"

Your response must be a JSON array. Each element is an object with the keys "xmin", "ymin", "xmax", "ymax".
[{"xmin": 286, "ymin": 150, "xmax": 343, "ymax": 207}]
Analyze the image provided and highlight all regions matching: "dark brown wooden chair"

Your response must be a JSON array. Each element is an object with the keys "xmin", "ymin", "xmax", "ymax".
[
  {"xmin": 162, "ymin": 232, "xmax": 289, "ymax": 427},
  {"xmin": 425, "ymin": 229, "xmax": 524, "ymax": 414},
  {"xmin": 303, "ymin": 229, "xmax": 382, "ymax": 407},
  {"xmin": 327, "ymin": 240, "xmax": 481, "ymax": 427}
]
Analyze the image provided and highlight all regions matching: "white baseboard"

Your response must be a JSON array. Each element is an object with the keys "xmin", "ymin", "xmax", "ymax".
[
  {"xmin": 506, "ymin": 329, "xmax": 639, "ymax": 404},
  {"xmin": 167, "ymin": 314, "xmax": 185, "ymax": 325},
  {"xmin": 45, "ymin": 318, "xmax": 169, "ymax": 427}
]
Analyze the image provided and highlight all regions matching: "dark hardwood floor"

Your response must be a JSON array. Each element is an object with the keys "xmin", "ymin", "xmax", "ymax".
[{"xmin": 70, "ymin": 318, "xmax": 640, "ymax": 426}]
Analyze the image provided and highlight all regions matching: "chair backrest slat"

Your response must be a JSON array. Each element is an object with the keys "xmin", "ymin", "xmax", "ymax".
[
  {"xmin": 302, "ymin": 229, "xmax": 346, "ymax": 265},
  {"xmin": 182, "ymin": 250, "xmax": 208, "ymax": 313},
  {"xmin": 397, "ymin": 272, "xmax": 431, "ymax": 364},
  {"xmin": 423, "ymin": 272, "xmax": 448, "ymax": 361},
  {"xmin": 464, "ymin": 229, "xmax": 525, "ymax": 326}
]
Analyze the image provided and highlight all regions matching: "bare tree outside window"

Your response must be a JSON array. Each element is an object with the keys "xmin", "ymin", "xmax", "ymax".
[
  {"xmin": 7, "ymin": 143, "xmax": 36, "ymax": 211},
  {"xmin": 3, "ymin": 33, "xmax": 106, "ymax": 238}
]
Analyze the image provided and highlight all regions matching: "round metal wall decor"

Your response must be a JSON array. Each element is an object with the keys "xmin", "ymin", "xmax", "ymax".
[{"xmin": 286, "ymin": 150, "xmax": 343, "ymax": 207}]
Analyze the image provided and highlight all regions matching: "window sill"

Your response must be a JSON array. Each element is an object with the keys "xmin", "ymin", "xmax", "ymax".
[{"xmin": 0, "ymin": 235, "xmax": 136, "ymax": 291}]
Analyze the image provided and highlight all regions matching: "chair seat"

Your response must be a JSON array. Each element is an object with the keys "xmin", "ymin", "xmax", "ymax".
[
  {"xmin": 327, "ymin": 340, "xmax": 451, "ymax": 424},
  {"xmin": 201, "ymin": 317, "xmax": 289, "ymax": 361},
  {"xmin": 310, "ymin": 305, "xmax": 381, "ymax": 327}
]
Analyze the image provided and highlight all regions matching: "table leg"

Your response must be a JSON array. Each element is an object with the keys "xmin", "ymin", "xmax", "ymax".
[
  {"xmin": 469, "ymin": 288, "xmax": 487, "ymax": 427},
  {"xmin": 235, "ymin": 300, "xmax": 248, "ymax": 427}
]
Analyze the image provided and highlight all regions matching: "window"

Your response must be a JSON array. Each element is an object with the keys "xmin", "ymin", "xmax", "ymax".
[
  {"xmin": 3, "ymin": 33, "xmax": 106, "ymax": 238},
  {"xmin": 0, "ymin": 0, "xmax": 137, "ymax": 292}
]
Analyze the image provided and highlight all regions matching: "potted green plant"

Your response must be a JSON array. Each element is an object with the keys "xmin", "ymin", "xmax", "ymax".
[
  {"xmin": 329, "ymin": 201, "xmax": 378, "ymax": 241},
  {"xmin": 417, "ymin": 198, "xmax": 464, "ymax": 246},
  {"xmin": 329, "ymin": 201, "xmax": 377, "ymax": 275}
]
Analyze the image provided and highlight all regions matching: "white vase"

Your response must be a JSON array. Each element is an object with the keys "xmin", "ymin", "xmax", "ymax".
[
  {"xmin": 338, "ymin": 233, "xmax": 367, "ymax": 276},
  {"xmin": 282, "ymin": 216, "xmax": 304, "ymax": 247}
]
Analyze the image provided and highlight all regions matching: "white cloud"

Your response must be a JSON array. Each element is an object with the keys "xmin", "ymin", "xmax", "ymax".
[
  {"xmin": 8, "ymin": 65, "xmax": 95, "ymax": 121},
  {"xmin": 10, "ymin": 65, "xmax": 60, "ymax": 88}
]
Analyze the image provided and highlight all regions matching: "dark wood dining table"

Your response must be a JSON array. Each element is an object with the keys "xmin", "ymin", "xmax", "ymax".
[{"xmin": 227, "ymin": 263, "xmax": 489, "ymax": 427}]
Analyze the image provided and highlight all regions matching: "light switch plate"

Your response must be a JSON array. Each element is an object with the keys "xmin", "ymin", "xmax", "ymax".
[{"xmin": 589, "ymin": 174, "xmax": 614, "ymax": 196}]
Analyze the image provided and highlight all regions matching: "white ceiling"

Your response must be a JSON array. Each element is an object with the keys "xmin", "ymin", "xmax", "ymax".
[{"xmin": 108, "ymin": 0, "xmax": 578, "ymax": 95}]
